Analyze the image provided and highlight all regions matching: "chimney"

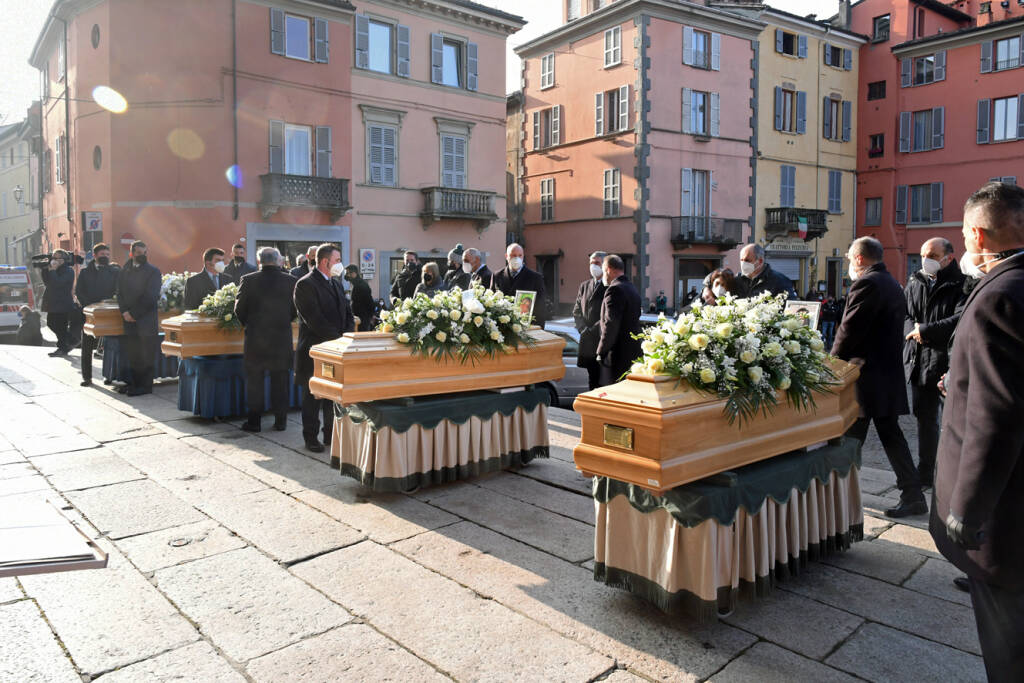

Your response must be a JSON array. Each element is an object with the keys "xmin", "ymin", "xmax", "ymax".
[{"xmin": 835, "ymin": 0, "xmax": 852, "ymax": 29}]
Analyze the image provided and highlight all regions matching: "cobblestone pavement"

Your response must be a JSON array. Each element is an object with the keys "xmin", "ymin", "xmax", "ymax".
[{"xmin": 0, "ymin": 344, "xmax": 984, "ymax": 682}]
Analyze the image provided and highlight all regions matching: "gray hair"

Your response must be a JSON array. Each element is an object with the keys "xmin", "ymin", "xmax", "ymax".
[
  {"xmin": 742, "ymin": 243, "xmax": 765, "ymax": 261},
  {"xmin": 464, "ymin": 247, "xmax": 481, "ymax": 261},
  {"xmin": 506, "ymin": 242, "xmax": 523, "ymax": 255},
  {"xmin": 257, "ymin": 246, "xmax": 281, "ymax": 266},
  {"xmin": 850, "ymin": 236, "xmax": 885, "ymax": 263},
  {"xmin": 589, "ymin": 251, "xmax": 607, "ymax": 261}
]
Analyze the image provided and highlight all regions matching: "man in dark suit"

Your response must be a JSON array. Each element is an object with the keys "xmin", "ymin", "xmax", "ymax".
[
  {"xmin": 832, "ymin": 236, "xmax": 924, "ymax": 517},
  {"xmin": 291, "ymin": 245, "xmax": 316, "ymax": 279},
  {"xmin": 595, "ymin": 255, "xmax": 642, "ymax": 387},
  {"xmin": 491, "ymin": 243, "xmax": 548, "ymax": 327},
  {"xmin": 737, "ymin": 243, "xmax": 798, "ymax": 299},
  {"xmin": 116, "ymin": 241, "xmax": 162, "ymax": 396},
  {"xmin": 343, "ymin": 264, "xmax": 375, "ymax": 331},
  {"xmin": 183, "ymin": 247, "xmax": 234, "ymax": 310},
  {"xmin": 572, "ymin": 251, "xmax": 607, "ymax": 390},
  {"xmin": 40, "ymin": 249, "xmax": 75, "ymax": 355},
  {"xmin": 929, "ymin": 182, "xmax": 1024, "ymax": 680},
  {"xmin": 463, "ymin": 248, "xmax": 491, "ymax": 289},
  {"xmin": 235, "ymin": 247, "xmax": 297, "ymax": 433},
  {"xmin": 75, "ymin": 243, "xmax": 120, "ymax": 386},
  {"xmin": 390, "ymin": 251, "xmax": 421, "ymax": 303},
  {"xmin": 294, "ymin": 243, "xmax": 355, "ymax": 452},
  {"xmin": 442, "ymin": 244, "xmax": 471, "ymax": 291},
  {"xmin": 224, "ymin": 243, "xmax": 256, "ymax": 282}
]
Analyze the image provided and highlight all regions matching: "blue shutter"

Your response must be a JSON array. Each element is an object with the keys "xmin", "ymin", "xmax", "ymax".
[
  {"xmin": 774, "ymin": 86, "xmax": 783, "ymax": 131},
  {"xmin": 315, "ymin": 126, "xmax": 331, "ymax": 177},
  {"xmin": 683, "ymin": 26, "xmax": 694, "ymax": 65},
  {"xmin": 775, "ymin": 29, "xmax": 783, "ymax": 53},
  {"xmin": 798, "ymin": 34, "xmax": 807, "ymax": 58},
  {"xmin": 980, "ymin": 41, "xmax": 993, "ymax": 73},
  {"xmin": 467, "ymin": 42, "xmax": 478, "ymax": 91},
  {"xmin": 314, "ymin": 18, "xmax": 329, "ymax": 63},
  {"xmin": 822, "ymin": 97, "xmax": 832, "ymax": 139},
  {"xmin": 930, "ymin": 182, "xmax": 943, "ymax": 223},
  {"xmin": 901, "ymin": 58, "xmax": 912, "ymax": 87},
  {"xmin": 796, "ymin": 91, "xmax": 806, "ymax": 134},
  {"xmin": 895, "ymin": 185, "xmax": 908, "ymax": 224},
  {"xmin": 843, "ymin": 48, "xmax": 852, "ymax": 71},
  {"xmin": 430, "ymin": 34, "xmax": 443, "ymax": 84},
  {"xmin": 270, "ymin": 8, "xmax": 285, "ymax": 55},
  {"xmin": 711, "ymin": 33, "xmax": 721, "ymax": 71},
  {"xmin": 842, "ymin": 100, "xmax": 852, "ymax": 142},
  {"xmin": 269, "ymin": 120, "xmax": 284, "ymax": 173},
  {"xmin": 823, "ymin": 42, "xmax": 832, "ymax": 66},
  {"xmin": 899, "ymin": 111, "xmax": 911, "ymax": 152},
  {"xmin": 934, "ymin": 50, "xmax": 946, "ymax": 81},
  {"xmin": 1017, "ymin": 94, "xmax": 1024, "ymax": 140},
  {"xmin": 681, "ymin": 168, "xmax": 693, "ymax": 215},
  {"xmin": 355, "ymin": 15, "xmax": 369, "ymax": 69},
  {"xmin": 977, "ymin": 99, "xmax": 991, "ymax": 144},
  {"xmin": 396, "ymin": 25, "xmax": 410, "ymax": 77},
  {"xmin": 932, "ymin": 106, "xmax": 944, "ymax": 149}
]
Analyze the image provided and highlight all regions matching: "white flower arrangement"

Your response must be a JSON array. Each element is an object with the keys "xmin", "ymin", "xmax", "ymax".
[
  {"xmin": 631, "ymin": 292, "xmax": 836, "ymax": 425},
  {"xmin": 158, "ymin": 272, "xmax": 192, "ymax": 312},
  {"xmin": 197, "ymin": 282, "xmax": 242, "ymax": 331},
  {"xmin": 379, "ymin": 285, "xmax": 533, "ymax": 361}
]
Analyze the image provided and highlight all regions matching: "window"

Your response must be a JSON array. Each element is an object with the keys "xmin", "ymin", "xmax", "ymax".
[
  {"xmin": 774, "ymin": 29, "xmax": 806, "ymax": 58},
  {"xmin": 540, "ymin": 178, "xmax": 554, "ymax": 221},
  {"xmin": 54, "ymin": 135, "xmax": 63, "ymax": 185},
  {"xmin": 864, "ymin": 197, "xmax": 882, "ymax": 226},
  {"xmin": 681, "ymin": 168, "xmax": 711, "ymax": 236},
  {"xmin": 996, "ymin": 37, "xmax": 1021, "ymax": 71},
  {"xmin": 993, "ymin": 96, "xmax": 1020, "ymax": 142},
  {"xmin": 990, "ymin": 175, "xmax": 1018, "ymax": 185},
  {"xmin": 431, "ymin": 33, "xmax": 477, "ymax": 90},
  {"xmin": 822, "ymin": 97, "xmax": 851, "ymax": 141},
  {"xmin": 980, "ymin": 1, "xmax": 991, "ymax": 14},
  {"xmin": 872, "ymin": 14, "xmax": 890, "ymax": 42},
  {"xmin": 440, "ymin": 135, "xmax": 466, "ymax": 189},
  {"xmin": 867, "ymin": 81, "xmax": 886, "ymax": 101},
  {"xmin": 604, "ymin": 27, "xmax": 621, "ymax": 68},
  {"xmin": 828, "ymin": 170, "xmax": 842, "ymax": 214},
  {"xmin": 824, "ymin": 43, "xmax": 851, "ymax": 70},
  {"xmin": 914, "ymin": 55, "xmax": 935, "ymax": 85},
  {"xmin": 440, "ymin": 39, "xmax": 462, "ymax": 87},
  {"xmin": 283, "ymin": 124, "xmax": 311, "ymax": 175},
  {"xmin": 779, "ymin": 30, "xmax": 797, "ymax": 56},
  {"xmin": 368, "ymin": 125, "xmax": 397, "ymax": 186},
  {"xmin": 899, "ymin": 107, "xmax": 944, "ymax": 151},
  {"xmin": 533, "ymin": 105, "xmax": 562, "ymax": 148},
  {"xmin": 773, "ymin": 87, "xmax": 803, "ymax": 134},
  {"xmin": 779, "ymin": 165, "xmax": 795, "ymax": 207},
  {"xmin": 912, "ymin": 110, "xmax": 933, "ymax": 152},
  {"xmin": 910, "ymin": 183, "xmax": 940, "ymax": 223},
  {"xmin": 901, "ymin": 52, "xmax": 946, "ymax": 86},
  {"xmin": 916, "ymin": 8, "xmax": 925, "ymax": 38},
  {"xmin": 682, "ymin": 88, "xmax": 719, "ymax": 137},
  {"xmin": 692, "ymin": 30, "xmax": 710, "ymax": 69},
  {"xmin": 567, "ymin": 0, "xmax": 580, "ymax": 21},
  {"xmin": 285, "ymin": 15, "xmax": 311, "ymax": 60},
  {"xmin": 57, "ymin": 37, "xmax": 65, "ymax": 81},
  {"xmin": 603, "ymin": 169, "xmax": 620, "ymax": 217},
  {"xmin": 596, "ymin": 87, "xmax": 628, "ymax": 135},
  {"xmin": 271, "ymin": 9, "xmax": 328, "ymax": 63},
  {"xmin": 869, "ymin": 133, "xmax": 884, "ymax": 158},
  {"xmin": 541, "ymin": 53, "xmax": 554, "ymax": 89},
  {"xmin": 368, "ymin": 20, "xmax": 392, "ymax": 73},
  {"xmin": 684, "ymin": 27, "xmax": 721, "ymax": 69}
]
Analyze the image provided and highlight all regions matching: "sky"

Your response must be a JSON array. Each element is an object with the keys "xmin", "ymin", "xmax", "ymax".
[{"xmin": 0, "ymin": 0, "xmax": 836, "ymax": 123}]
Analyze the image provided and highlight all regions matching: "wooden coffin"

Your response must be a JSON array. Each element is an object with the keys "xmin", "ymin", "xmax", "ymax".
[
  {"xmin": 83, "ymin": 301, "xmax": 180, "ymax": 338},
  {"xmin": 308, "ymin": 329, "xmax": 566, "ymax": 405},
  {"xmin": 572, "ymin": 359, "xmax": 861, "ymax": 494},
  {"xmin": 160, "ymin": 313, "xmax": 298, "ymax": 359}
]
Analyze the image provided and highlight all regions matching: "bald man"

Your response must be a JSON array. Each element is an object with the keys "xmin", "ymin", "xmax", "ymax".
[{"xmin": 903, "ymin": 237, "xmax": 967, "ymax": 487}]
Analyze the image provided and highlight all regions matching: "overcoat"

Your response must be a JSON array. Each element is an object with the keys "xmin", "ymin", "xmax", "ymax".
[
  {"xmin": 293, "ymin": 270, "xmax": 354, "ymax": 385},
  {"xmin": 490, "ymin": 265, "xmax": 548, "ymax": 326},
  {"xmin": 738, "ymin": 263, "xmax": 797, "ymax": 300},
  {"xmin": 116, "ymin": 261, "xmax": 162, "ymax": 336},
  {"xmin": 470, "ymin": 264, "xmax": 493, "ymax": 289},
  {"xmin": 74, "ymin": 261, "xmax": 120, "ymax": 307},
  {"xmin": 903, "ymin": 261, "xmax": 967, "ymax": 387},
  {"xmin": 183, "ymin": 271, "xmax": 235, "ymax": 311},
  {"xmin": 596, "ymin": 275, "xmax": 642, "ymax": 381},
  {"xmin": 572, "ymin": 276, "xmax": 605, "ymax": 366},
  {"xmin": 41, "ymin": 265, "xmax": 75, "ymax": 313},
  {"xmin": 234, "ymin": 266, "xmax": 297, "ymax": 371},
  {"xmin": 348, "ymin": 275, "xmax": 375, "ymax": 331}
]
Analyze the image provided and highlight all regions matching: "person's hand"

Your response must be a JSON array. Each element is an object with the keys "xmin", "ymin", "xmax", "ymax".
[
  {"xmin": 122, "ymin": 312, "xmax": 135, "ymax": 322},
  {"xmin": 938, "ymin": 373, "xmax": 947, "ymax": 397},
  {"xmin": 905, "ymin": 322, "xmax": 922, "ymax": 344},
  {"xmin": 945, "ymin": 512, "xmax": 983, "ymax": 550}
]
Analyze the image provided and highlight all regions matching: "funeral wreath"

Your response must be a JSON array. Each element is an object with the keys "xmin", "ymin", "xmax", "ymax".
[
  {"xmin": 159, "ymin": 272, "xmax": 191, "ymax": 312},
  {"xmin": 197, "ymin": 282, "xmax": 242, "ymax": 331}
]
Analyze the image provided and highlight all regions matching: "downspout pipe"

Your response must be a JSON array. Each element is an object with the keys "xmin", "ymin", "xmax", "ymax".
[
  {"xmin": 61, "ymin": 16, "xmax": 71, "ymax": 245},
  {"xmin": 232, "ymin": 0, "xmax": 239, "ymax": 220}
]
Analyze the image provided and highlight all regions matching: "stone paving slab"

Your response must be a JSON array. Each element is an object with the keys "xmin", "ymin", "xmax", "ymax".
[
  {"xmin": 0, "ymin": 473, "xmax": 52, "ymax": 497},
  {"xmin": 294, "ymin": 481, "xmax": 459, "ymax": 545},
  {"xmin": 66, "ymin": 478, "xmax": 206, "ymax": 539},
  {"xmin": 877, "ymin": 522, "xmax": 942, "ymax": 559},
  {"xmin": 0, "ymin": 449, "xmax": 25, "ymax": 465},
  {"xmin": 862, "ymin": 514, "xmax": 894, "ymax": 539},
  {"xmin": 823, "ymin": 537, "xmax": 927, "ymax": 585},
  {"xmin": 198, "ymin": 488, "xmax": 364, "ymax": 564},
  {"xmin": 93, "ymin": 640, "xmax": 246, "ymax": 683},
  {"xmin": 155, "ymin": 547, "xmax": 351, "ymax": 663},
  {"xmin": 246, "ymin": 624, "xmax": 449, "ymax": 682},
  {"xmin": 393, "ymin": 521, "xmax": 758, "ymax": 682},
  {"xmin": 157, "ymin": 417, "xmax": 241, "ymax": 439},
  {"xmin": 825, "ymin": 622, "xmax": 986, "ymax": 682},
  {"xmin": 514, "ymin": 456, "xmax": 592, "ymax": 495},
  {"xmin": 34, "ymin": 392, "xmax": 161, "ymax": 443},
  {"xmin": 91, "ymin": 391, "xmax": 187, "ymax": 423},
  {"xmin": 0, "ymin": 461, "xmax": 36, "ymax": 479},
  {"xmin": 116, "ymin": 519, "xmax": 248, "ymax": 573},
  {"xmin": 0, "ymin": 577, "xmax": 23, "ymax": 604},
  {"xmin": 903, "ymin": 557, "xmax": 973, "ymax": 607},
  {"xmin": 182, "ymin": 433, "xmax": 335, "ymax": 494},
  {"xmin": 476, "ymin": 471, "xmax": 595, "ymax": 525},
  {"xmin": 292, "ymin": 540, "xmax": 615, "ymax": 681},
  {"xmin": 709, "ymin": 642, "xmax": 860, "ymax": 683},
  {"xmin": 20, "ymin": 544, "xmax": 199, "ymax": 676},
  {"xmin": 30, "ymin": 447, "xmax": 146, "ymax": 492},
  {"xmin": 416, "ymin": 482, "xmax": 594, "ymax": 562},
  {"xmin": 0, "ymin": 600, "xmax": 81, "ymax": 682},
  {"xmin": 602, "ymin": 670, "xmax": 649, "ymax": 683}
]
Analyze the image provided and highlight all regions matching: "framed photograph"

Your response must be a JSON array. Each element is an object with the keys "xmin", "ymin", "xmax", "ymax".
[
  {"xmin": 514, "ymin": 290, "xmax": 536, "ymax": 322},
  {"xmin": 785, "ymin": 300, "xmax": 822, "ymax": 330}
]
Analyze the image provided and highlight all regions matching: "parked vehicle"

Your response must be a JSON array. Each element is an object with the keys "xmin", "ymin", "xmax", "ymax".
[{"xmin": 0, "ymin": 266, "xmax": 34, "ymax": 337}]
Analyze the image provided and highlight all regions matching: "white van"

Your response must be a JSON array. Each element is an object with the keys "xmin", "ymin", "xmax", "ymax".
[{"xmin": 0, "ymin": 266, "xmax": 35, "ymax": 336}]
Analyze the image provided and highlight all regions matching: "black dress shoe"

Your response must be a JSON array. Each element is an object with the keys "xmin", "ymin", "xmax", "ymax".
[
  {"xmin": 273, "ymin": 420, "xmax": 287, "ymax": 431},
  {"xmin": 305, "ymin": 439, "xmax": 325, "ymax": 453},
  {"xmin": 80, "ymin": 380, "xmax": 92, "ymax": 387},
  {"xmin": 241, "ymin": 423, "xmax": 260, "ymax": 433},
  {"xmin": 125, "ymin": 388, "xmax": 151, "ymax": 396},
  {"xmin": 117, "ymin": 385, "xmax": 129, "ymax": 394},
  {"xmin": 103, "ymin": 378, "xmax": 113, "ymax": 385},
  {"xmin": 953, "ymin": 576, "xmax": 970, "ymax": 593},
  {"xmin": 48, "ymin": 349, "xmax": 63, "ymax": 357},
  {"xmin": 885, "ymin": 499, "xmax": 928, "ymax": 518}
]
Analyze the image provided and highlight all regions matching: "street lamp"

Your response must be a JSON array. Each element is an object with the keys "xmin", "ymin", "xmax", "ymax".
[{"xmin": 12, "ymin": 185, "xmax": 36, "ymax": 210}]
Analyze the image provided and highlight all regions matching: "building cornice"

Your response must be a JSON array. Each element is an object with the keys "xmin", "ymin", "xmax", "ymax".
[
  {"xmin": 758, "ymin": 9, "xmax": 868, "ymax": 45},
  {"xmin": 364, "ymin": 0, "xmax": 524, "ymax": 36},
  {"xmin": 892, "ymin": 15, "xmax": 1024, "ymax": 56}
]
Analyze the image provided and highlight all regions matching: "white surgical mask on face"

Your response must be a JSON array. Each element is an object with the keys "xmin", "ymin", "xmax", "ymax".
[
  {"xmin": 739, "ymin": 260, "xmax": 756, "ymax": 277},
  {"xmin": 509, "ymin": 257, "xmax": 523, "ymax": 271},
  {"xmin": 213, "ymin": 261, "xmax": 226, "ymax": 274},
  {"xmin": 959, "ymin": 251, "xmax": 1000, "ymax": 279},
  {"xmin": 848, "ymin": 264, "xmax": 859, "ymax": 281},
  {"xmin": 712, "ymin": 284, "xmax": 727, "ymax": 298},
  {"xmin": 330, "ymin": 262, "xmax": 346, "ymax": 278},
  {"xmin": 920, "ymin": 257, "xmax": 941, "ymax": 277},
  {"xmin": 462, "ymin": 261, "xmax": 473, "ymax": 274},
  {"xmin": 589, "ymin": 264, "xmax": 603, "ymax": 279}
]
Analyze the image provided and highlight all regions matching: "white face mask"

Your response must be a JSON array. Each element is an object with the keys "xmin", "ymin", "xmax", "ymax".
[
  {"xmin": 589, "ymin": 264, "xmax": 603, "ymax": 279},
  {"xmin": 330, "ymin": 262, "xmax": 346, "ymax": 278},
  {"xmin": 509, "ymin": 256, "xmax": 523, "ymax": 271},
  {"xmin": 848, "ymin": 264, "xmax": 859, "ymax": 281},
  {"xmin": 462, "ymin": 261, "xmax": 473, "ymax": 274},
  {"xmin": 959, "ymin": 251, "xmax": 1000, "ymax": 279},
  {"xmin": 920, "ymin": 257, "xmax": 941, "ymax": 277},
  {"xmin": 712, "ymin": 284, "xmax": 727, "ymax": 298},
  {"xmin": 739, "ymin": 260, "xmax": 757, "ymax": 277},
  {"xmin": 213, "ymin": 261, "xmax": 226, "ymax": 274}
]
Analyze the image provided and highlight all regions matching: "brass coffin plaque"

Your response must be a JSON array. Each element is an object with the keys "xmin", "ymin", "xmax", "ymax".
[
  {"xmin": 321, "ymin": 363, "xmax": 335, "ymax": 379},
  {"xmin": 603, "ymin": 424, "xmax": 634, "ymax": 451},
  {"xmin": 169, "ymin": 331, "xmax": 179, "ymax": 342}
]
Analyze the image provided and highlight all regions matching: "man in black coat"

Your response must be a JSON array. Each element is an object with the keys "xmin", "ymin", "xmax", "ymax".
[
  {"xmin": 75, "ymin": 243, "xmax": 121, "ymax": 386},
  {"xmin": 235, "ymin": 247, "xmax": 297, "ymax": 432},
  {"xmin": 572, "ymin": 251, "xmax": 607, "ymax": 390},
  {"xmin": 903, "ymin": 237, "xmax": 967, "ymax": 487},
  {"xmin": 223, "ymin": 243, "xmax": 257, "ymax": 282},
  {"xmin": 390, "ymin": 251, "xmax": 421, "ymax": 303},
  {"xmin": 344, "ymin": 264, "xmax": 375, "ymax": 331},
  {"xmin": 930, "ymin": 183, "xmax": 1024, "ymax": 679},
  {"xmin": 737, "ymin": 243, "xmax": 798, "ymax": 299},
  {"xmin": 40, "ymin": 249, "xmax": 75, "ymax": 356},
  {"xmin": 290, "ymin": 246, "xmax": 316, "ymax": 279},
  {"xmin": 116, "ymin": 241, "xmax": 162, "ymax": 396},
  {"xmin": 183, "ymin": 247, "xmax": 234, "ymax": 311},
  {"xmin": 463, "ymin": 248, "xmax": 491, "ymax": 289},
  {"xmin": 595, "ymin": 255, "xmax": 642, "ymax": 387},
  {"xmin": 294, "ymin": 243, "xmax": 355, "ymax": 452},
  {"xmin": 832, "ymin": 237, "xmax": 923, "ymax": 517},
  {"xmin": 490, "ymin": 243, "xmax": 549, "ymax": 327}
]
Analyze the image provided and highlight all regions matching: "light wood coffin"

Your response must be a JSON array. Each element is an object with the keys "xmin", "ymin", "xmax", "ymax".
[
  {"xmin": 308, "ymin": 329, "xmax": 566, "ymax": 405},
  {"xmin": 83, "ymin": 301, "xmax": 180, "ymax": 338},
  {"xmin": 572, "ymin": 359, "xmax": 861, "ymax": 494},
  {"xmin": 160, "ymin": 313, "xmax": 299, "ymax": 359}
]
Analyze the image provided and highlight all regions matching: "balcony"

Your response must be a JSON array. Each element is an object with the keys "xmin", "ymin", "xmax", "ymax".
[
  {"xmin": 420, "ymin": 187, "xmax": 498, "ymax": 232},
  {"xmin": 764, "ymin": 207, "xmax": 828, "ymax": 242},
  {"xmin": 670, "ymin": 217, "xmax": 744, "ymax": 251},
  {"xmin": 259, "ymin": 173, "xmax": 351, "ymax": 222}
]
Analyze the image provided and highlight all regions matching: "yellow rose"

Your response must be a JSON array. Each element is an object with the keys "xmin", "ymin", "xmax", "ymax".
[
  {"xmin": 426, "ymin": 309, "xmax": 439, "ymax": 320},
  {"xmin": 631, "ymin": 362, "xmax": 645, "ymax": 374},
  {"xmin": 699, "ymin": 368, "xmax": 717, "ymax": 383},
  {"xmin": 688, "ymin": 334, "xmax": 710, "ymax": 351},
  {"xmin": 474, "ymin": 316, "xmax": 484, "ymax": 327},
  {"xmin": 397, "ymin": 332, "xmax": 410, "ymax": 343},
  {"xmin": 459, "ymin": 333, "xmax": 470, "ymax": 343},
  {"xmin": 490, "ymin": 331, "xmax": 501, "ymax": 340},
  {"xmin": 435, "ymin": 331, "xmax": 447, "ymax": 342},
  {"xmin": 383, "ymin": 323, "xmax": 394, "ymax": 333},
  {"xmin": 715, "ymin": 323, "xmax": 734, "ymax": 339},
  {"xmin": 674, "ymin": 319, "xmax": 691, "ymax": 335},
  {"xmin": 762, "ymin": 342, "xmax": 783, "ymax": 358},
  {"xmin": 647, "ymin": 357, "xmax": 666, "ymax": 373},
  {"xmin": 747, "ymin": 366, "xmax": 764, "ymax": 384},
  {"xmin": 641, "ymin": 340, "xmax": 657, "ymax": 355},
  {"xmin": 449, "ymin": 309, "xmax": 462, "ymax": 320},
  {"xmin": 498, "ymin": 315, "xmax": 511, "ymax": 324},
  {"xmin": 512, "ymin": 324, "xmax": 522, "ymax": 333},
  {"xmin": 224, "ymin": 314, "xmax": 232, "ymax": 321},
  {"xmin": 739, "ymin": 350, "xmax": 756, "ymax": 364}
]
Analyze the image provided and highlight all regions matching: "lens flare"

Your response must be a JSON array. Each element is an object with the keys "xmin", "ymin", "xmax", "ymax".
[
  {"xmin": 92, "ymin": 86, "xmax": 127, "ymax": 113},
  {"xmin": 225, "ymin": 165, "xmax": 244, "ymax": 189},
  {"xmin": 166, "ymin": 128, "xmax": 205, "ymax": 161}
]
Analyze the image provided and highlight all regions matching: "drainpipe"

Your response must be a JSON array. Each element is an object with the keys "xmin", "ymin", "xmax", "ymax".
[
  {"xmin": 231, "ymin": 0, "xmax": 239, "ymax": 220},
  {"xmin": 61, "ymin": 17, "xmax": 71, "ymax": 247},
  {"xmin": 634, "ymin": 15, "xmax": 651, "ymax": 306}
]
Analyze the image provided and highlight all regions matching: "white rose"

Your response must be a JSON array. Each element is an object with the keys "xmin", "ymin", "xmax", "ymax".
[
  {"xmin": 647, "ymin": 357, "xmax": 666, "ymax": 373},
  {"xmin": 474, "ymin": 316, "xmax": 484, "ymax": 327},
  {"xmin": 641, "ymin": 340, "xmax": 657, "ymax": 355},
  {"xmin": 435, "ymin": 331, "xmax": 447, "ymax": 342},
  {"xmin": 785, "ymin": 341, "xmax": 801, "ymax": 355},
  {"xmin": 688, "ymin": 334, "xmax": 710, "ymax": 351},
  {"xmin": 383, "ymin": 323, "xmax": 394, "ymax": 333},
  {"xmin": 739, "ymin": 350, "xmax": 756, "ymax": 364},
  {"xmin": 747, "ymin": 366, "xmax": 764, "ymax": 384},
  {"xmin": 498, "ymin": 315, "xmax": 511, "ymax": 324},
  {"xmin": 762, "ymin": 342, "xmax": 783, "ymax": 358},
  {"xmin": 459, "ymin": 333, "xmax": 470, "ymax": 343},
  {"xmin": 784, "ymin": 318, "xmax": 802, "ymax": 331},
  {"xmin": 397, "ymin": 332, "xmax": 410, "ymax": 343},
  {"xmin": 651, "ymin": 331, "xmax": 666, "ymax": 344},
  {"xmin": 681, "ymin": 363, "xmax": 693, "ymax": 376},
  {"xmin": 810, "ymin": 337, "xmax": 825, "ymax": 351},
  {"xmin": 699, "ymin": 368, "xmax": 717, "ymax": 383},
  {"xmin": 631, "ymin": 362, "xmax": 645, "ymax": 375},
  {"xmin": 777, "ymin": 376, "xmax": 792, "ymax": 390},
  {"xmin": 426, "ymin": 309, "xmax": 439, "ymax": 320},
  {"xmin": 674, "ymin": 319, "xmax": 691, "ymax": 335},
  {"xmin": 490, "ymin": 330, "xmax": 501, "ymax": 341},
  {"xmin": 512, "ymin": 324, "xmax": 522, "ymax": 333},
  {"xmin": 664, "ymin": 333, "xmax": 678, "ymax": 345}
]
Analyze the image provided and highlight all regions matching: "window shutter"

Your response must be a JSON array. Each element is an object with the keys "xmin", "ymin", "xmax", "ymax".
[
  {"xmin": 467, "ymin": 42, "xmax": 479, "ymax": 91},
  {"xmin": 977, "ymin": 99, "xmax": 991, "ymax": 144},
  {"xmin": 595, "ymin": 93, "xmax": 604, "ymax": 135},
  {"xmin": 842, "ymin": 100, "xmax": 852, "ymax": 142},
  {"xmin": 430, "ymin": 34, "xmax": 443, "ymax": 84},
  {"xmin": 397, "ymin": 25, "xmax": 410, "ymax": 77},
  {"xmin": 315, "ymin": 126, "xmax": 331, "ymax": 177},
  {"xmin": 980, "ymin": 41, "xmax": 993, "ymax": 73},
  {"xmin": 934, "ymin": 50, "xmax": 945, "ymax": 81},
  {"xmin": 355, "ymin": 15, "xmax": 369, "ymax": 69},
  {"xmin": 270, "ymin": 8, "xmax": 285, "ymax": 55},
  {"xmin": 899, "ymin": 111, "xmax": 911, "ymax": 152},
  {"xmin": 895, "ymin": 185, "xmax": 908, "ymax": 224},
  {"xmin": 369, "ymin": 125, "xmax": 383, "ymax": 183},
  {"xmin": 930, "ymin": 182, "xmax": 943, "ymax": 223},
  {"xmin": 775, "ymin": 29, "xmax": 783, "ymax": 53},
  {"xmin": 617, "ymin": 86, "xmax": 628, "ymax": 131},
  {"xmin": 552, "ymin": 105, "xmax": 562, "ymax": 144},
  {"xmin": 843, "ymin": 48, "xmax": 852, "ymax": 71},
  {"xmin": 681, "ymin": 168, "xmax": 693, "ymax": 215},
  {"xmin": 710, "ymin": 92, "xmax": 720, "ymax": 137},
  {"xmin": 1018, "ymin": 94, "xmax": 1024, "ymax": 140},
  {"xmin": 40, "ymin": 149, "xmax": 48, "ymax": 193},
  {"xmin": 1003, "ymin": 176, "xmax": 1017, "ymax": 185},
  {"xmin": 314, "ymin": 18, "xmax": 329, "ymax": 63},
  {"xmin": 796, "ymin": 91, "xmax": 807, "ymax": 134},
  {"xmin": 798, "ymin": 34, "xmax": 807, "ymax": 58},
  {"xmin": 269, "ymin": 120, "xmax": 284, "ymax": 173},
  {"xmin": 932, "ymin": 106, "xmax": 944, "ymax": 149},
  {"xmin": 822, "ymin": 97, "xmax": 832, "ymax": 139},
  {"xmin": 683, "ymin": 26, "xmax": 694, "ymax": 65},
  {"xmin": 442, "ymin": 135, "xmax": 460, "ymax": 188},
  {"xmin": 829, "ymin": 171, "xmax": 841, "ymax": 213},
  {"xmin": 823, "ymin": 42, "xmax": 832, "ymax": 66},
  {"xmin": 711, "ymin": 33, "xmax": 721, "ymax": 71},
  {"xmin": 708, "ymin": 171, "xmax": 714, "ymax": 218},
  {"xmin": 1020, "ymin": 34, "xmax": 1024, "ymax": 70},
  {"xmin": 774, "ymin": 86, "xmax": 783, "ymax": 131},
  {"xmin": 54, "ymin": 136, "xmax": 62, "ymax": 185},
  {"xmin": 901, "ymin": 58, "xmax": 912, "ymax": 87},
  {"xmin": 381, "ymin": 126, "xmax": 396, "ymax": 186},
  {"xmin": 682, "ymin": 88, "xmax": 692, "ymax": 134},
  {"xmin": 533, "ymin": 111, "xmax": 541, "ymax": 149}
]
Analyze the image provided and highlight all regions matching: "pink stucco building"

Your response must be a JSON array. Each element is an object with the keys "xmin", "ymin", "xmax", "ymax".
[{"xmin": 29, "ymin": 0, "xmax": 522, "ymax": 297}]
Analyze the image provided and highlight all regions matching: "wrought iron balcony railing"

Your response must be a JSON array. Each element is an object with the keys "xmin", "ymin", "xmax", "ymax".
[
  {"xmin": 421, "ymin": 187, "xmax": 498, "ymax": 232},
  {"xmin": 259, "ymin": 173, "xmax": 351, "ymax": 221},
  {"xmin": 764, "ymin": 207, "xmax": 828, "ymax": 242},
  {"xmin": 670, "ymin": 217, "xmax": 744, "ymax": 251}
]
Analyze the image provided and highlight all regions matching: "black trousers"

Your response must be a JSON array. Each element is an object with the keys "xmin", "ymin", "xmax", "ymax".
[
  {"xmin": 47, "ymin": 312, "xmax": 71, "ymax": 350},
  {"xmin": 968, "ymin": 577, "xmax": 1024, "ymax": 682},
  {"xmin": 122, "ymin": 334, "xmax": 156, "ymax": 393},
  {"xmin": 579, "ymin": 358, "xmax": 601, "ymax": 391},
  {"xmin": 301, "ymin": 389, "xmax": 332, "ymax": 442},
  {"xmin": 246, "ymin": 366, "xmax": 288, "ymax": 425},
  {"xmin": 910, "ymin": 384, "xmax": 943, "ymax": 483},
  {"xmin": 81, "ymin": 333, "xmax": 97, "ymax": 382},
  {"xmin": 846, "ymin": 415, "xmax": 923, "ymax": 501}
]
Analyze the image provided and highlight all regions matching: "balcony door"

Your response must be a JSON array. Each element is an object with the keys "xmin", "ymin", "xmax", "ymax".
[
  {"xmin": 285, "ymin": 124, "xmax": 312, "ymax": 176},
  {"xmin": 681, "ymin": 168, "xmax": 710, "ymax": 238}
]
